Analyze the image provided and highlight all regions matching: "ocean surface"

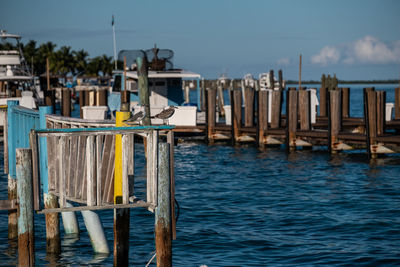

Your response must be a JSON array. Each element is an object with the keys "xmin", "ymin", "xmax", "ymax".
[{"xmin": 0, "ymin": 84, "xmax": 400, "ymax": 266}]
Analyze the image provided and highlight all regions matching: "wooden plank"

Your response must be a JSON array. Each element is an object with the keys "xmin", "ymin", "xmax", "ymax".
[
  {"xmin": 341, "ymin": 87, "xmax": 350, "ymax": 118},
  {"xmin": 0, "ymin": 199, "xmax": 17, "ymax": 210},
  {"xmin": 29, "ymin": 131, "xmax": 40, "ymax": 211},
  {"xmin": 105, "ymin": 137, "xmax": 116, "ymax": 203},
  {"xmin": 288, "ymin": 90, "xmax": 298, "ymax": 148},
  {"xmin": 395, "ymin": 87, "xmax": 400, "ymax": 120},
  {"xmin": 207, "ymin": 88, "xmax": 216, "ymax": 142},
  {"xmin": 122, "ymin": 135, "xmax": 129, "ymax": 204},
  {"xmin": 167, "ymin": 131, "xmax": 176, "ymax": 239},
  {"xmin": 101, "ymin": 135, "xmax": 114, "ymax": 203},
  {"xmin": 329, "ymin": 90, "xmax": 342, "ymax": 150},
  {"xmin": 299, "ymin": 90, "xmax": 311, "ymax": 130},
  {"xmin": 319, "ymin": 86, "xmax": 327, "ymax": 116},
  {"xmin": 258, "ymin": 90, "xmax": 268, "ymax": 147},
  {"xmin": 270, "ymin": 91, "xmax": 282, "ymax": 129},
  {"xmin": 58, "ymin": 137, "xmax": 66, "ymax": 208},
  {"xmin": 38, "ymin": 202, "xmax": 154, "ymax": 214},
  {"xmin": 86, "ymin": 136, "xmax": 95, "ymax": 206},
  {"xmin": 69, "ymin": 125, "xmax": 79, "ymax": 199},
  {"xmin": 74, "ymin": 135, "xmax": 86, "ymax": 200},
  {"xmin": 152, "ymin": 130, "xmax": 159, "ymax": 206},
  {"xmin": 244, "ymin": 87, "xmax": 254, "ymax": 127},
  {"xmin": 233, "ymin": 90, "xmax": 242, "ymax": 143},
  {"xmin": 96, "ymin": 135, "xmax": 103, "ymax": 206},
  {"xmin": 376, "ymin": 91, "xmax": 385, "ymax": 136}
]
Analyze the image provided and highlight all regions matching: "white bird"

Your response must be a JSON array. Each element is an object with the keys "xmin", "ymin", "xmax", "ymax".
[
  {"xmin": 151, "ymin": 106, "xmax": 177, "ymax": 125},
  {"xmin": 123, "ymin": 110, "xmax": 146, "ymax": 125}
]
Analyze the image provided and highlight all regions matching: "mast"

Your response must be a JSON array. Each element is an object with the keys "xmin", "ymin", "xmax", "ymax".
[{"xmin": 112, "ymin": 15, "xmax": 117, "ymax": 70}]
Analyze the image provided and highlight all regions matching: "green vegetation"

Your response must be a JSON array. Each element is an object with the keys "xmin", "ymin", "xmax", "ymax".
[{"xmin": 0, "ymin": 40, "xmax": 115, "ymax": 77}]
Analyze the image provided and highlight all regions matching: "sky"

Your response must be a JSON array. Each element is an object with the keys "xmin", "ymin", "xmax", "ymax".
[{"xmin": 1, "ymin": 0, "xmax": 400, "ymax": 80}]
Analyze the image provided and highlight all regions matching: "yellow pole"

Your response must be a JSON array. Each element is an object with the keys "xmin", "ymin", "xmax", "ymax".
[{"xmin": 114, "ymin": 110, "xmax": 130, "ymax": 204}]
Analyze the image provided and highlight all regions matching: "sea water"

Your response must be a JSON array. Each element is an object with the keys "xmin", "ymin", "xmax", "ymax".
[{"xmin": 0, "ymin": 84, "xmax": 399, "ymax": 266}]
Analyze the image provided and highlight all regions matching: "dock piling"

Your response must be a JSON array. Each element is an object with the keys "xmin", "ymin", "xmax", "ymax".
[
  {"xmin": 16, "ymin": 148, "xmax": 35, "ymax": 267},
  {"xmin": 155, "ymin": 142, "xmax": 172, "ymax": 267}
]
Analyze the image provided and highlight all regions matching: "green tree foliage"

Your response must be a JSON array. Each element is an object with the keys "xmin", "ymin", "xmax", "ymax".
[{"xmin": 1, "ymin": 39, "xmax": 115, "ymax": 77}]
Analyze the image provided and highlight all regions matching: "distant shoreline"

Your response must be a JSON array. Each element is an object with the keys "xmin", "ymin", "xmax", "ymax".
[{"xmin": 286, "ymin": 80, "xmax": 399, "ymax": 85}]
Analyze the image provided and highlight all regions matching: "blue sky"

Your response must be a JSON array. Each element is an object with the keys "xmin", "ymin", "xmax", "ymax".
[{"xmin": 1, "ymin": 0, "xmax": 400, "ymax": 80}]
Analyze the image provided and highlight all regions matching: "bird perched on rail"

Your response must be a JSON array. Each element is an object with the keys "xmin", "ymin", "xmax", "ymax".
[
  {"xmin": 123, "ymin": 110, "xmax": 146, "ymax": 125},
  {"xmin": 151, "ymin": 106, "xmax": 177, "ymax": 125}
]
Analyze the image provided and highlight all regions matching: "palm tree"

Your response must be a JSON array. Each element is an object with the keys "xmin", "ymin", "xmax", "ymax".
[
  {"xmin": 52, "ymin": 46, "xmax": 74, "ymax": 76},
  {"xmin": 36, "ymin": 42, "xmax": 57, "ymax": 75},
  {"xmin": 100, "ymin": 54, "xmax": 113, "ymax": 76},
  {"xmin": 22, "ymin": 40, "xmax": 37, "ymax": 74},
  {"xmin": 86, "ymin": 56, "xmax": 102, "ymax": 76},
  {"xmin": 73, "ymin": 49, "xmax": 89, "ymax": 76}
]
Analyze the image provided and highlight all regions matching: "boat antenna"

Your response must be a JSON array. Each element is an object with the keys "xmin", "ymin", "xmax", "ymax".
[{"xmin": 112, "ymin": 15, "xmax": 117, "ymax": 70}]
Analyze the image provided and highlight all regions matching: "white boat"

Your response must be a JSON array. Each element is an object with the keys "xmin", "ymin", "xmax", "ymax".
[
  {"xmin": 259, "ymin": 72, "xmax": 284, "ymax": 90},
  {"xmin": 0, "ymin": 30, "xmax": 39, "ymax": 109}
]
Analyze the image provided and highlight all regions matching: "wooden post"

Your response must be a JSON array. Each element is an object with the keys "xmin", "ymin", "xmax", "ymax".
[
  {"xmin": 341, "ymin": 87, "xmax": 350, "ymax": 118},
  {"xmin": 114, "ymin": 109, "xmax": 131, "ymax": 266},
  {"xmin": 217, "ymin": 83, "xmax": 225, "ymax": 116},
  {"xmin": 16, "ymin": 148, "xmax": 35, "ymax": 267},
  {"xmin": 155, "ymin": 143, "xmax": 172, "ymax": 267},
  {"xmin": 278, "ymin": 70, "xmax": 283, "ymax": 90},
  {"xmin": 137, "ymin": 56, "xmax": 151, "ymax": 126},
  {"xmin": 269, "ymin": 70, "xmax": 274, "ymax": 89},
  {"xmin": 232, "ymin": 89, "xmax": 242, "ymax": 145},
  {"xmin": 201, "ymin": 79, "xmax": 206, "ymax": 111},
  {"xmin": 329, "ymin": 90, "xmax": 341, "ymax": 153},
  {"xmin": 7, "ymin": 100, "xmax": 18, "ymax": 240},
  {"xmin": 319, "ymin": 86, "xmax": 327, "ymax": 117},
  {"xmin": 61, "ymin": 88, "xmax": 71, "ymax": 117},
  {"xmin": 299, "ymin": 90, "xmax": 311, "ymax": 130},
  {"xmin": 270, "ymin": 91, "xmax": 282, "ymax": 129},
  {"xmin": 207, "ymin": 88, "xmax": 216, "ymax": 144},
  {"xmin": 395, "ymin": 87, "xmax": 400, "ymax": 120},
  {"xmin": 244, "ymin": 87, "xmax": 254, "ymax": 127},
  {"xmin": 257, "ymin": 90, "xmax": 268, "ymax": 148},
  {"xmin": 97, "ymin": 89, "xmax": 107, "ymax": 106},
  {"xmin": 376, "ymin": 91, "xmax": 385, "ymax": 136},
  {"xmin": 366, "ymin": 90, "xmax": 377, "ymax": 158},
  {"xmin": 287, "ymin": 89, "xmax": 298, "ymax": 151},
  {"xmin": 298, "ymin": 54, "xmax": 302, "ymax": 90},
  {"xmin": 79, "ymin": 90, "xmax": 85, "ymax": 118}
]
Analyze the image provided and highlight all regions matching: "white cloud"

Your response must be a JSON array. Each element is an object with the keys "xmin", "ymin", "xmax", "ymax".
[
  {"xmin": 345, "ymin": 36, "xmax": 400, "ymax": 64},
  {"xmin": 277, "ymin": 57, "xmax": 290, "ymax": 65},
  {"xmin": 311, "ymin": 36, "xmax": 400, "ymax": 66},
  {"xmin": 311, "ymin": 46, "xmax": 340, "ymax": 65}
]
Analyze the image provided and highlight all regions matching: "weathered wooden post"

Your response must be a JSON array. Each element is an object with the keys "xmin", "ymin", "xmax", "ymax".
[
  {"xmin": 269, "ymin": 70, "xmax": 274, "ymax": 89},
  {"xmin": 341, "ymin": 87, "xmax": 350, "ymax": 118},
  {"xmin": 206, "ymin": 88, "xmax": 216, "ymax": 144},
  {"xmin": 97, "ymin": 89, "xmax": 108, "ymax": 106},
  {"xmin": 7, "ymin": 100, "xmax": 18, "ymax": 239},
  {"xmin": 16, "ymin": 148, "xmax": 35, "ymax": 267},
  {"xmin": 270, "ymin": 91, "xmax": 282, "ymax": 129},
  {"xmin": 278, "ymin": 70, "xmax": 283, "ymax": 90},
  {"xmin": 232, "ymin": 89, "xmax": 242, "ymax": 145},
  {"xmin": 61, "ymin": 88, "xmax": 71, "ymax": 117},
  {"xmin": 395, "ymin": 87, "xmax": 400, "ymax": 120},
  {"xmin": 329, "ymin": 90, "xmax": 341, "ymax": 153},
  {"xmin": 79, "ymin": 90, "xmax": 85, "ymax": 118},
  {"xmin": 257, "ymin": 90, "xmax": 268, "ymax": 148},
  {"xmin": 114, "ymin": 106, "xmax": 131, "ymax": 266},
  {"xmin": 287, "ymin": 89, "xmax": 298, "ymax": 151},
  {"xmin": 155, "ymin": 142, "xmax": 172, "ymax": 267},
  {"xmin": 137, "ymin": 55, "xmax": 151, "ymax": 125},
  {"xmin": 376, "ymin": 91, "xmax": 386, "ymax": 136},
  {"xmin": 365, "ymin": 90, "xmax": 377, "ymax": 158},
  {"xmin": 201, "ymin": 78, "xmax": 206, "ymax": 111},
  {"xmin": 299, "ymin": 90, "xmax": 311, "ymax": 130},
  {"xmin": 217, "ymin": 82, "xmax": 225, "ymax": 116},
  {"xmin": 244, "ymin": 87, "xmax": 254, "ymax": 127}
]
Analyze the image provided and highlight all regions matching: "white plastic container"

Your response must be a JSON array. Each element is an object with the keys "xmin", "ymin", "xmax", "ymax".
[
  {"xmin": 386, "ymin": 103, "xmax": 394, "ymax": 121},
  {"xmin": 82, "ymin": 106, "xmax": 108, "ymax": 120},
  {"xmin": 169, "ymin": 106, "xmax": 197, "ymax": 126},
  {"xmin": 224, "ymin": 105, "xmax": 231, "ymax": 125}
]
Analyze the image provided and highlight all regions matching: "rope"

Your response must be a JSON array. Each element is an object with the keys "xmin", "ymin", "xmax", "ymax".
[{"xmin": 145, "ymin": 252, "xmax": 156, "ymax": 267}]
